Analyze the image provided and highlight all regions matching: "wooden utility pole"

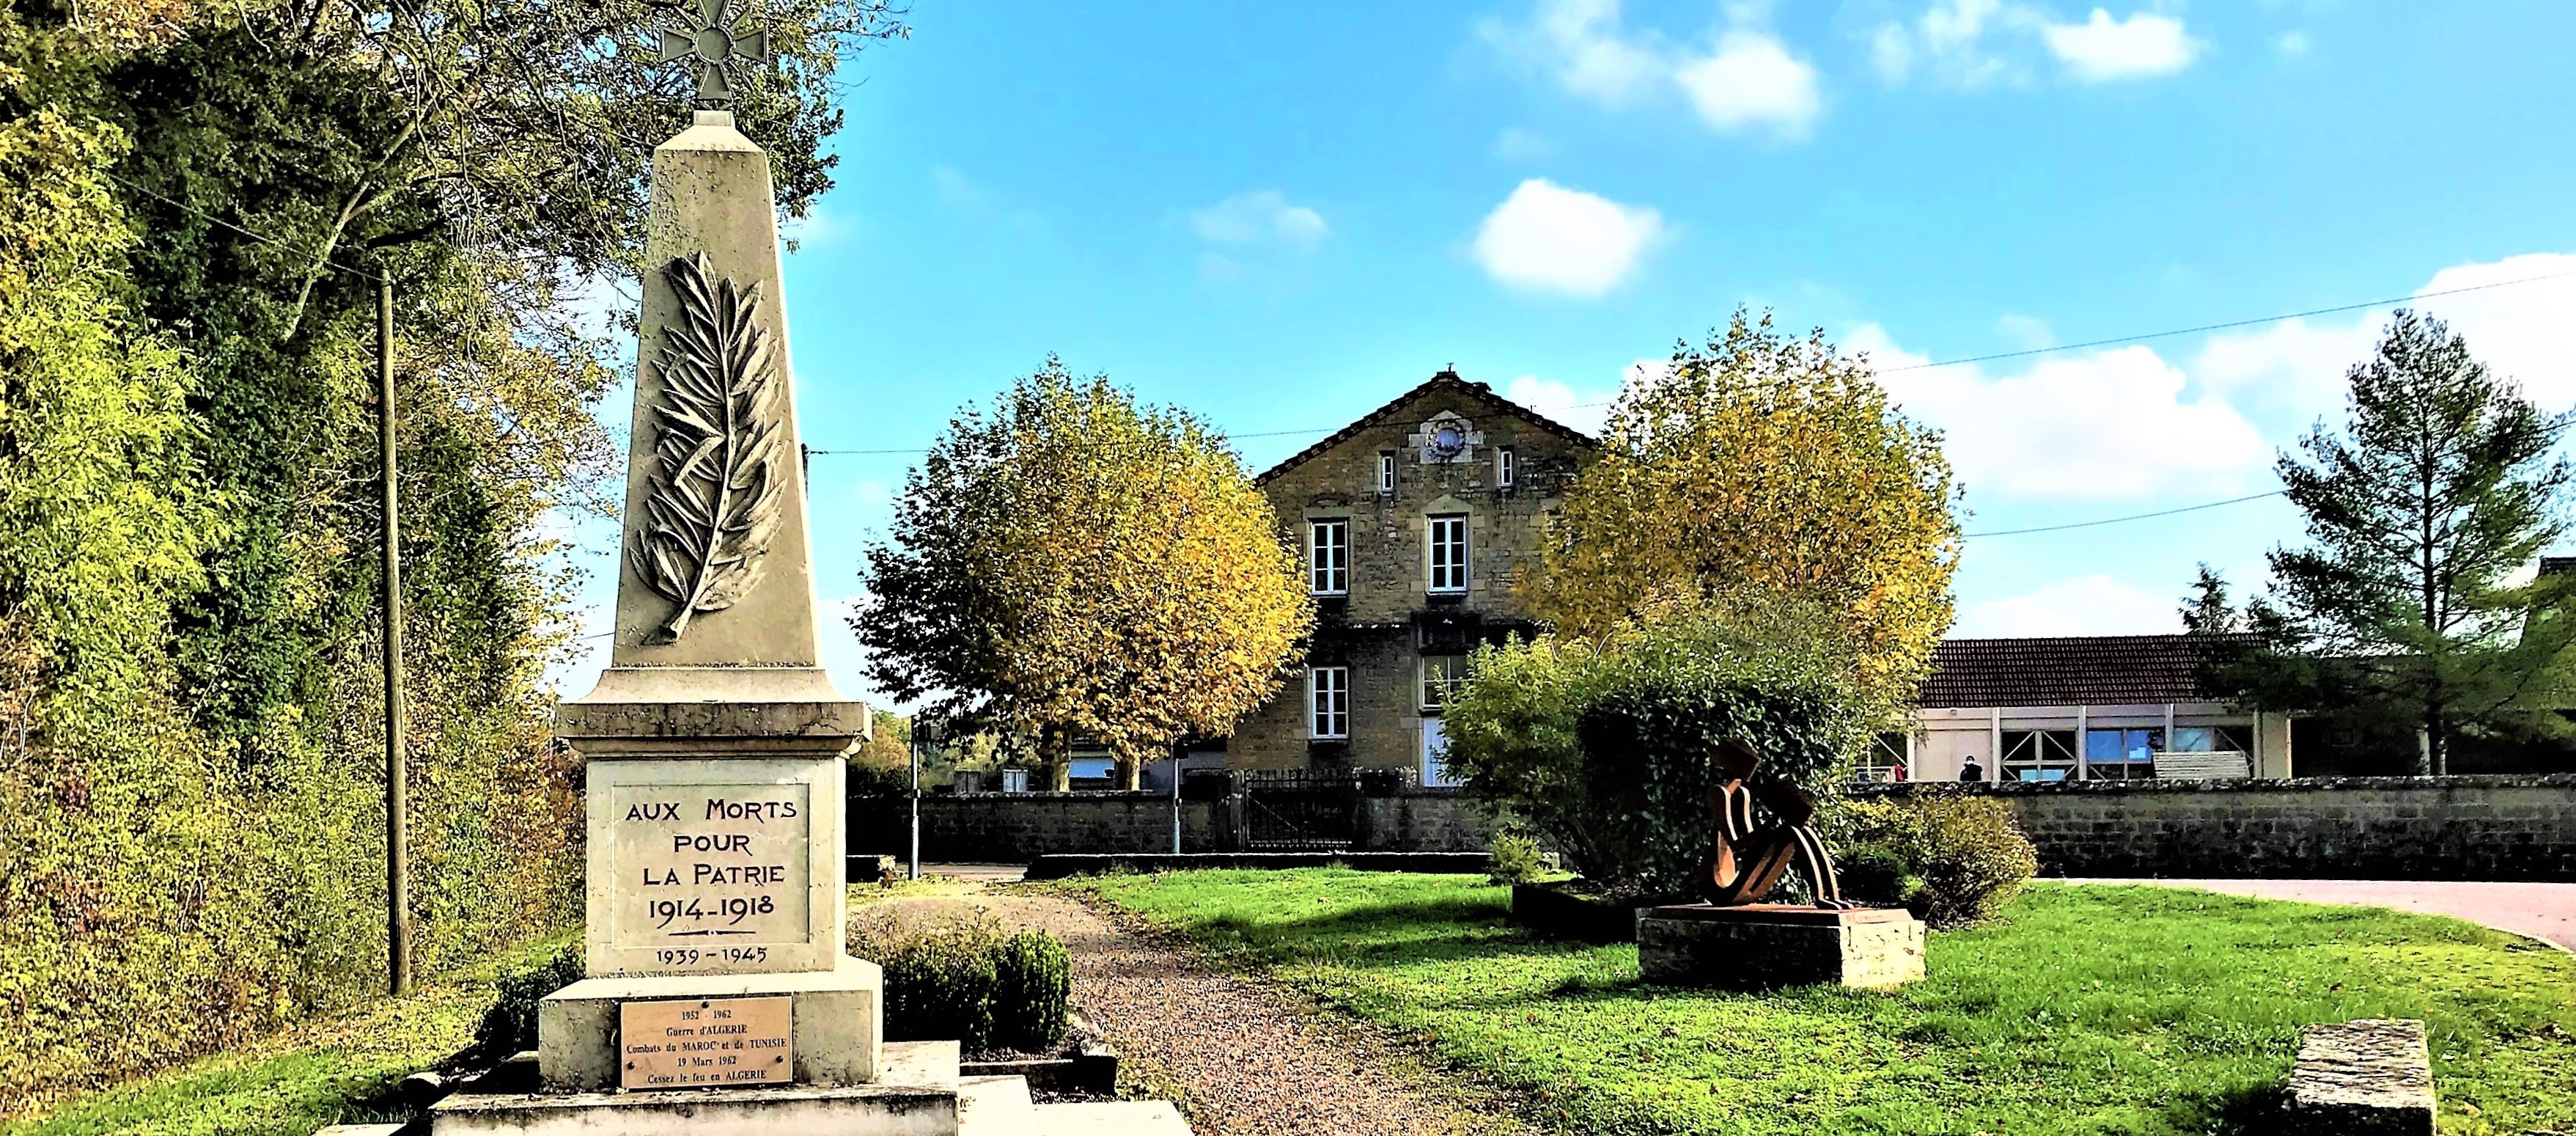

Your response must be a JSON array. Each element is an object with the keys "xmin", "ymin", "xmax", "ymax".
[{"xmin": 380, "ymin": 276, "xmax": 412, "ymax": 995}]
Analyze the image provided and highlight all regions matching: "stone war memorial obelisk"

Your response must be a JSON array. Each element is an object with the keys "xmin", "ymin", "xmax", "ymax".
[{"xmin": 432, "ymin": 4, "xmax": 1189, "ymax": 1132}]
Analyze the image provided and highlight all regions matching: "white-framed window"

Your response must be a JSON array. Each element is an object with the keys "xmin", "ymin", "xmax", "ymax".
[
  {"xmin": 1377, "ymin": 452, "xmax": 1397, "ymax": 495},
  {"xmin": 1496, "ymin": 447, "xmax": 1516, "ymax": 489},
  {"xmin": 1000, "ymin": 768, "xmax": 1030, "ymax": 794},
  {"xmin": 1427, "ymin": 514, "xmax": 1468, "ymax": 593},
  {"xmin": 1307, "ymin": 518, "xmax": 1349, "ymax": 595},
  {"xmin": 1308, "ymin": 666, "xmax": 1350, "ymax": 739},
  {"xmin": 1418, "ymin": 656, "xmax": 1467, "ymax": 711}
]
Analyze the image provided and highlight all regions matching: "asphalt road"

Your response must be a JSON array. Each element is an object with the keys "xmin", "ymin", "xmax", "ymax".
[{"xmin": 2076, "ymin": 878, "xmax": 2576, "ymax": 953}]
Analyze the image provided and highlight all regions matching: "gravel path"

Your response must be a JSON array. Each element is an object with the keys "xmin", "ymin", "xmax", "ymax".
[
  {"xmin": 853, "ymin": 890, "xmax": 1530, "ymax": 1136},
  {"xmin": 2074, "ymin": 879, "xmax": 2576, "ymax": 953}
]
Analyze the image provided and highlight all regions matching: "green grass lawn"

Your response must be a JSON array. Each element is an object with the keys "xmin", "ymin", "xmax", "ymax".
[
  {"xmin": 1061, "ymin": 870, "xmax": 2576, "ymax": 1135},
  {"xmin": 2, "ymin": 931, "xmax": 577, "ymax": 1136}
]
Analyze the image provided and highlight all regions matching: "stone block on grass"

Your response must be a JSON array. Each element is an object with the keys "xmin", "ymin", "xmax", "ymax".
[
  {"xmin": 2284, "ymin": 1019, "xmax": 2435, "ymax": 1135},
  {"xmin": 1637, "ymin": 904, "xmax": 1925, "ymax": 990}
]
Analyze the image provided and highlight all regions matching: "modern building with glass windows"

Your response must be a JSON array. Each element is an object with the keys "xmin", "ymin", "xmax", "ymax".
[
  {"xmin": 1862, "ymin": 634, "xmax": 2295, "ymax": 783},
  {"xmin": 1221, "ymin": 370, "xmax": 1597, "ymax": 783}
]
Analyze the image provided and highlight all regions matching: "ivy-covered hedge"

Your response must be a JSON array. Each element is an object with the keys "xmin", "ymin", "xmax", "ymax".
[{"xmin": 0, "ymin": 18, "xmax": 591, "ymax": 1113}]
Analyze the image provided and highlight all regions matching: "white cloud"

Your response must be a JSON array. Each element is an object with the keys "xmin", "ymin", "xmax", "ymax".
[
  {"xmin": 1957, "ymin": 574, "xmax": 2179, "ymax": 637},
  {"xmin": 1473, "ymin": 178, "xmax": 1665, "ymax": 297},
  {"xmin": 1191, "ymin": 190, "xmax": 1328, "ymax": 248},
  {"xmin": 1848, "ymin": 251, "xmax": 2576, "ymax": 505},
  {"xmin": 2275, "ymin": 31, "xmax": 2310, "ymax": 57},
  {"xmin": 2192, "ymin": 252, "xmax": 2576, "ymax": 419},
  {"xmin": 1869, "ymin": 0, "xmax": 2034, "ymax": 88},
  {"xmin": 2413, "ymin": 253, "xmax": 2576, "ymax": 411},
  {"xmin": 2190, "ymin": 315, "xmax": 2374, "ymax": 419},
  {"xmin": 1674, "ymin": 32, "xmax": 1821, "ymax": 136},
  {"xmin": 1492, "ymin": 127, "xmax": 1555, "ymax": 161},
  {"xmin": 2042, "ymin": 9, "xmax": 2201, "ymax": 82},
  {"xmin": 1481, "ymin": 0, "xmax": 1823, "ymax": 137},
  {"xmin": 1504, "ymin": 374, "xmax": 1616, "ymax": 435},
  {"xmin": 1854, "ymin": 326, "xmax": 2268, "ymax": 499},
  {"xmin": 1997, "ymin": 313, "xmax": 2057, "ymax": 350},
  {"xmin": 1481, "ymin": 0, "xmax": 1670, "ymax": 107}
]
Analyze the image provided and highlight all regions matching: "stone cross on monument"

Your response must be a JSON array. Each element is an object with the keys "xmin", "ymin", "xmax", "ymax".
[{"xmin": 654, "ymin": 0, "xmax": 770, "ymax": 106}]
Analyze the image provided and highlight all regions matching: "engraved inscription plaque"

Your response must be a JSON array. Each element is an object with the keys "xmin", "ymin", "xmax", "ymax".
[
  {"xmin": 608, "ymin": 782, "xmax": 813, "ymax": 972},
  {"xmin": 619, "ymin": 995, "xmax": 794, "ymax": 1090}
]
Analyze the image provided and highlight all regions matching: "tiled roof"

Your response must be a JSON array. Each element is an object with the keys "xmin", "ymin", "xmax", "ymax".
[
  {"xmin": 1254, "ymin": 370, "xmax": 1599, "ymax": 486},
  {"xmin": 1917, "ymin": 634, "xmax": 2255, "ymax": 708}
]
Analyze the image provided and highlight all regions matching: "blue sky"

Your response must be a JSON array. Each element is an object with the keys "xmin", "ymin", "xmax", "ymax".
[{"xmin": 560, "ymin": 1, "xmax": 2576, "ymax": 704}]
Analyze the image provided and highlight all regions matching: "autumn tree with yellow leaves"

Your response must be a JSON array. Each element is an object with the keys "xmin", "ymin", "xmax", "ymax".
[
  {"xmin": 857, "ymin": 360, "xmax": 1313, "ymax": 789},
  {"xmin": 1528, "ymin": 311, "xmax": 1963, "ymax": 703}
]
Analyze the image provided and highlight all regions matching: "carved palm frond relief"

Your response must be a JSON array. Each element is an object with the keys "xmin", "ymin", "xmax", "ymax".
[{"xmin": 631, "ymin": 251, "xmax": 786, "ymax": 643}]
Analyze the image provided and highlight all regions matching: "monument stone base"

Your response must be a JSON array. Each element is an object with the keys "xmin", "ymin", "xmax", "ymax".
[
  {"xmin": 1637, "ymin": 904, "xmax": 1926, "ymax": 990},
  {"xmin": 439, "ymin": 1038, "xmax": 954, "ymax": 1136},
  {"xmin": 537, "ymin": 954, "xmax": 884, "ymax": 1091}
]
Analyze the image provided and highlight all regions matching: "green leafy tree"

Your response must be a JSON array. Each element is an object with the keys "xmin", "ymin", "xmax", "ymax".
[
  {"xmin": 0, "ymin": 0, "xmax": 905, "ymax": 1099},
  {"xmin": 2248, "ymin": 310, "xmax": 2576, "ymax": 774},
  {"xmin": 1529, "ymin": 310, "xmax": 1962, "ymax": 704},
  {"xmin": 849, "ymin": 709, "xmax": 913, "ymax": 796},
  {"xmin": 857, "ymin": 361, "xmax": 1312, "ymax": 790}
]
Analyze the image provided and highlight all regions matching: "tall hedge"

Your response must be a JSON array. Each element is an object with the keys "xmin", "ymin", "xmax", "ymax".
[
  {"xmin": 0, "ymin": 0, "xmax": 903, "ymax": 1107},
  {"xmin": 1442, "ymin": 595, "xmax": 1888, "ymax": 894},
  {"xmin": 0, "ymin": 13, "xmax": 587, "ymax": 1111}
]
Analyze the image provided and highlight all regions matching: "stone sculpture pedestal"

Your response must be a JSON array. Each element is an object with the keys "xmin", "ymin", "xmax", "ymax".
[{"xmin": 1637, "ymin": 904, "xmax": 1926, "ymax": 990}]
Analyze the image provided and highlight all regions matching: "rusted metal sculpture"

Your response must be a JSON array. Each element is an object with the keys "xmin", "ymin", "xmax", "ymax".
[{"xmin": 1699, "ymin": 737, "xmax": 1849, "ymax": 909}]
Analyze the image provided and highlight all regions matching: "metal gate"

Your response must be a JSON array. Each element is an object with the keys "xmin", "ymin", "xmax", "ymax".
[{"xmin": 1240, "ymin": 769, "xmax": 1358, "ymax": 850}]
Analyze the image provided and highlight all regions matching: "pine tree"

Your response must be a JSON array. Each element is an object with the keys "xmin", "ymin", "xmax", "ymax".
[
  {"xmin": 2179, "ymin": 564, "xmax": 2245, "ymax": 635},
  {"xmin": 2262, "ymin": 309, "xmax": 2576, "ymax": 774}
]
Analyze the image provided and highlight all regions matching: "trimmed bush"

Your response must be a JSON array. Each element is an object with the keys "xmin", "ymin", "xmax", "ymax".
[
  {"xmin": 880, "ymin": 928, "xmax": 1001, "ymax": 1051},
  {"xmin": 1838, "ymin": 795, "xmax": 2038, "ymax": 927},
  {"xmin": 472, "ymin": 945, "xmax": 585, "ymax": 1059},
  {"xmin": 1833, "ymin": 843, "xmax": 1924, "ymax": 909},
  {"xmin": 853, "ymin": 913, "xmax": 1074, "ymax": 1055},
  {"xmin": 990, "ymin": 931, "xmax": 1071, "ymax": 1053},
  {"xmin": 1486, "ymin": 831, "xmax": 1548, "ymax": 887}
]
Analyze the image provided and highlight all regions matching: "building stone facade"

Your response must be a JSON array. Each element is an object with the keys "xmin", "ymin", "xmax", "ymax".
[{"xmin": 1226, "ymin": 370, "xmax": 1597, "ymax": 775}]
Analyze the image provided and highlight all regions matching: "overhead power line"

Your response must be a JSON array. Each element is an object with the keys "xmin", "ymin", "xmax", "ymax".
[
  {"xmin": 1964, "ymin": 491, "xmax": 2286, "ymax": 538},
  {"xmin": 1877, "ymin": 268, "xmax": 2575, "ymax": 374},
  {"xmin": 106, "ymin": 171, "xmax": 385, "ymax": 280},
  {"xmin": 94, "ymin": 167, "xmax": 2548, "ymax": 556}
]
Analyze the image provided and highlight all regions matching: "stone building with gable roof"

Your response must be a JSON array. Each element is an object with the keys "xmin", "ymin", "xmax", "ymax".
[{"xmin": 1224, "ymin": 369, "xmax": 1598, "ymax": 778}]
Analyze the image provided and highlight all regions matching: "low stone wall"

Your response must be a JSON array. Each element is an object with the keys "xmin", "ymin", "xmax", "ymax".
[
  {"xmin": 847, "ymin": 788, "xmax": 1492, "ymax": 862},
  {"xmin": 1355, "ymin": 791, "xmax": 1495, "ymax": 852},
  {"xmin": 1855, "ymin": 774, "xmax": 2576, "ymax": 882},
  {"xmin": 847, "ymin": 793, "xmax": 1226, "ymax": 862},
  {"xmin": 1026, "ymin": 851, "xmax": 1493, "ymax": 880}
]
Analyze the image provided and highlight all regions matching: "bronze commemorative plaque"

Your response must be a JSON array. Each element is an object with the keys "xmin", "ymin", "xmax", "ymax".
[{"xmin": 619, "ymin": 995, "xmax": 792, "ymax": 1090}]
